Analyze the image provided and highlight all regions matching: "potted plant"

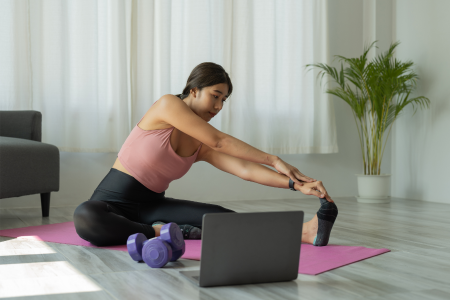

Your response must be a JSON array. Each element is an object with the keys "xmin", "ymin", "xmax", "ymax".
[{"xmin": 306, "ymin": 41, "xmax": 430, "ymax": 203}]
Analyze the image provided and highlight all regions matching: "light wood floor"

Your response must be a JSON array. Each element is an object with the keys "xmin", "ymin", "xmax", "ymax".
[{"xmin": 0, "ymin": 196, "xmax": 449, "ymax": 300}]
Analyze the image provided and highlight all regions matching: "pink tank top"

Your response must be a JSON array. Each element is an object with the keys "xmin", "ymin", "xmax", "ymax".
[{"xmin": 117, "ymin": 99, "xmax": 202, "ymax": 193}]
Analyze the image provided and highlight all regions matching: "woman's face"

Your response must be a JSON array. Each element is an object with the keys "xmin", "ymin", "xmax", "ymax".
[{"xmin": 186, "ymin": 83, "xmax": 229, "ymax": 122}]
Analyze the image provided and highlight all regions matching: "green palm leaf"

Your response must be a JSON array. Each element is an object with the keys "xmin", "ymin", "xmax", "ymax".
[{"xmin": 306, "ymin": 41, "xmax": 430, "ymax": 175}]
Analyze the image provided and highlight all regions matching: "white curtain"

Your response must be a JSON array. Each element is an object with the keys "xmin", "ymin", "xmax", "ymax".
[{"xmin": 0, "ymin": 0, "xmax": 338, "ymax": 154}]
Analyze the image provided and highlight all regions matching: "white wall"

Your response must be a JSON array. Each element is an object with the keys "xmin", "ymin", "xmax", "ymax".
[
  {"xmin": 391, "ymin": 0, "xmax": 450, "ymax": 204},
  {"xmin": 2, "ymin": 0, "xmax": 388, "ymax": 209}
]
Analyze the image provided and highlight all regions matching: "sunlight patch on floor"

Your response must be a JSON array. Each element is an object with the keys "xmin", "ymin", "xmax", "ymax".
[{"xmin": 0, "ymin": 239, "xmax": 103, "ymax": 298}]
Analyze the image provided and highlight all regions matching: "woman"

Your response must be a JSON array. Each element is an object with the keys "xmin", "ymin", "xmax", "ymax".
[{"xmin": 73, "ymin": 62, "xmax": 338, "ymax": 247}]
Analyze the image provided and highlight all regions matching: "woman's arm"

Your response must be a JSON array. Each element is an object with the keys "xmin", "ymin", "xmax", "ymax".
[
  {"xmin": 217, "ymin": 134, "xmax": 279, "ymax": 167},
  {"xmin": 242, "ymin": 160, "xmax": 333, "ymax": 202},
  {"xmin": 242, "ymin": 161, "xmax": 296, "ymax": 189}
]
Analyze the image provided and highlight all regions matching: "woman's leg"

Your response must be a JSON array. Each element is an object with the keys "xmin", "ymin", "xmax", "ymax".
[
  {"xmin": 73, "ymin": 198, "xmax": 156, "ymax": 247},
  {"xmin": 302, "ymin": 198, "xmax": 338, "ymax": 246},
  {"xmin": 73, "ymin": 168, "xmax": 167, "ymax": 247},
  {"xmin": 139, "ymin": 196, "xmax": 336, "ymax": 246},
  {"xmin": 139, "ymin": 197, "xmax": 236, "ymax": 229},
  {"xmin": 302, "ymin": 216, "xmax": 318, "ymax": 244}
]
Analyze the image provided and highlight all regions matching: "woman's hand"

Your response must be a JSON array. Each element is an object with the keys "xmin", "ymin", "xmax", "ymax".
[
  {"xmin": 273, "ymin": 158, "xmax": 316, "ymax": 187},
  {"xmin": 296, "ymin": 181, "xmax": 334, "ymax": 203}
]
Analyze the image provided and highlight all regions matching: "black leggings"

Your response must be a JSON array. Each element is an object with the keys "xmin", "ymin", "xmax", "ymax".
[{"xmin": 73, "ymin": 168, "xmax": 235, "ymax": 247}]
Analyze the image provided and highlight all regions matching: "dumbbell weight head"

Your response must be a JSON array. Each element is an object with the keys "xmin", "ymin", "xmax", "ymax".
[
  {"xmin": 142, "ymin": 237, "xmax": 172, "ymax": 268},
  {"xmin": 159, "ymin": 223, "xmax": 184, "ymax": 250},
  {"xmin": 157, "ymin": 222, "xmax": 185, "ymax": 262},
  {"xmin": 170, "ymin": 242, "xmax": 186, "ymax": 262},
  {"xmin": 127, "ymin": 233, "xmax": 148, "ymax": 262}
]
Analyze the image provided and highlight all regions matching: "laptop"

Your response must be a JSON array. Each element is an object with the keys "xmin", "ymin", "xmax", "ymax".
[{"xmin": 178, "ymin": 211, "xmax": 304, "ymax": 287}]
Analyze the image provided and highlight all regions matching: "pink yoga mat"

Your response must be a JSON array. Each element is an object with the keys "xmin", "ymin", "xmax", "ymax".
[{"xmin": 0, "ymin": 221, "xmax": 390, "ymax": 275}]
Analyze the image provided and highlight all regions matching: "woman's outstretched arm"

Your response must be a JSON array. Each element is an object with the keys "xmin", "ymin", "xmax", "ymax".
[
  {"xmin": 217, "ymin": 135, "xmax": 317, "ymax": 188},
  {"xmin": 242, "ymin": 162, "xmax": 296, "ymax": 189},
  {"xmin": 217, "ymin": 134, "xmax": 280, "ymax": 167},
  {"xmin": 242, "ymin": 161, "xmax": 334, "ymax": 203}
]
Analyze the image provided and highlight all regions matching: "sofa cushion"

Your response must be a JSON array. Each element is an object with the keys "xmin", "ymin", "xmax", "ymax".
[{"xmin": 0, "ymin": 136, "xmax": 59, "ymax": 198}]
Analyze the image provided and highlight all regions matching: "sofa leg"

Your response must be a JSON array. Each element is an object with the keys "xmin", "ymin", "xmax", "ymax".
[{"xmin": 40, "ymin": 192, "xmax": 50, "ymax": 217}]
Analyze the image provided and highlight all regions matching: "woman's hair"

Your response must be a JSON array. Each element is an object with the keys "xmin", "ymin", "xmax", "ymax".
[{"xmin": 175, "ymin": 62, "xmax": 233, "ymax": 100}]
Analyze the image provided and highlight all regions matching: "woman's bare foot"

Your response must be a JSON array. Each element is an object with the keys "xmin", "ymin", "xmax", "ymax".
[
  {"xmin": 153, "ymin": 224, "xmax": 164, "ymax": 237},
  {"xmin": 302, "ymin": 215, "xmax": 318, "ymax": 244}
]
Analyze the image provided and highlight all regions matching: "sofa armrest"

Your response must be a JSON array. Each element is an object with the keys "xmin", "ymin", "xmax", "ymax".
[{"xmin": 0, "ymin": 110, "xmax": 42, "ymax": 142}]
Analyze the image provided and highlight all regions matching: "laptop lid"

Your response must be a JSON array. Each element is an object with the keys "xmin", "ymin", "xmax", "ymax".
[{"xmin": 198, "ymin": 211, "xmax": 304, "ymax": 287}]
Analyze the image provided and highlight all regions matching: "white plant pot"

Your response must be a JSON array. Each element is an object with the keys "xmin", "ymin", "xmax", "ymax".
[{"xmin": 355, "ymin": 173, "xmax": 391, "ymax": 203}]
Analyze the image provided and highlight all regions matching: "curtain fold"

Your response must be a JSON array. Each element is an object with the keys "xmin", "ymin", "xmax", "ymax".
[{"xmin": 0, "ymin": 0, "xmax": 338, "ymax": 154}]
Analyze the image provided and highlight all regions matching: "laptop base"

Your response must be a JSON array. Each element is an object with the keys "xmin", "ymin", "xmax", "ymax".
[{"xmin": 179, "ymin": 270, "xmax": 200, "ymax": 286}]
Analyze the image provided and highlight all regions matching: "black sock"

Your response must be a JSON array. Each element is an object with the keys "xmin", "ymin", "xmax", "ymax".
[
  {"xmin": 313, "ymin": 198, "xmax": 338, "ymax": 247},
  {"xmin": 152, "ymin": 222, "xmax": 202, "ymax": 239},
  {"xmin": 179, "ymin": 225, "xmax": 202, "ymax": 239}
]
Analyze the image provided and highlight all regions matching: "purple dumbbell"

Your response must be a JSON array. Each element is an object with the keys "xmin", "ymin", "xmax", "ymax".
[
  {"xmin": 142, "ymin": 237, "xmax": 173, "ymax": 268},
  {"xmin": 170, "ymin": 242, "xmax": 186, "ymax": 262},
  {"xmin": 127, "ymin": 232, "xmax": 148, "ymax": 262},
  {"xmin": 127, "ymin": 222, "xmax": 185, "ymax": 267},
  {"xmin": 159, "ymin": 223, "xmax": 185, "ymax": 261}
]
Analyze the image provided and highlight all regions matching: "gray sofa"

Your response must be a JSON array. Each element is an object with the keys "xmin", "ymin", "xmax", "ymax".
[{"xmin": 0, "ymin": 110, "xmax": 60, "ymax": 217}]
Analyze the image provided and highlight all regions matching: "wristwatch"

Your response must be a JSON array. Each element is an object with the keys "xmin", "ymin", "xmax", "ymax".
[{"xmin": 289, "ymin": 178, "xmax": 296, "ymax": 191}]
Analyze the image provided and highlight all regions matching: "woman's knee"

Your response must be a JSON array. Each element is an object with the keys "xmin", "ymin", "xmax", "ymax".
[
  {"xmin": 73, "ymin": 201, "xmax": 108, "ymax": 246},
  {"xmin": 74, "ymin": 200, "xmax": 104, "ymax": 224}
]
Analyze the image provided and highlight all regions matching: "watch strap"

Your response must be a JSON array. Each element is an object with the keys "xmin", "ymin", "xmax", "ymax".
[{"xmin": 289, "ymin": 178, "xmax": 296, "ymax": 191}]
